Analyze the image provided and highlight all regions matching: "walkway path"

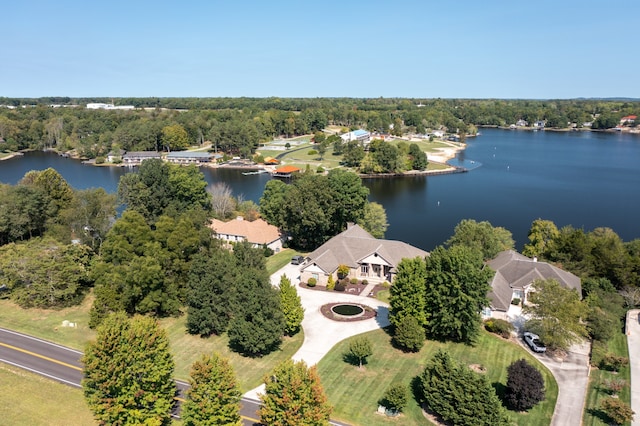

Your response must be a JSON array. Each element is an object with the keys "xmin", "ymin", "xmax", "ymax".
[
  {"xmin": 243, "ymin": 263, "xmax": 390, "ymax": 400},
  {"xmin": 627, "ymin": 309, "xmax": 640, "ymax": 426}
]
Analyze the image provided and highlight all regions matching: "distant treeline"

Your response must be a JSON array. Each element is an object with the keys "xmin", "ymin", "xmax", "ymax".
[{"xmin": 0, "ymin": 97, "xmax": 638, "ymax": 159}]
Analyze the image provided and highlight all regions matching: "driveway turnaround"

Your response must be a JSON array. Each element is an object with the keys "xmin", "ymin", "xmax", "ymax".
[
  {"xmin": 627, "ymin": 309, "xmax": 640, "ymax": 426},
  {"xmin": 243, "ymin": 262, "xmax": 390, "ymax": 401}
]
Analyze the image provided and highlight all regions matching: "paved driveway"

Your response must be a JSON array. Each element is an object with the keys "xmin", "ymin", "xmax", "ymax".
[
  {"xmin": 244, "ymin": 262, "xmax": 390, "ymax": 400},
  {"xmin": 517, "ymin": 332, "xmax": 590, "ymax": 426},
  {"xmin": 627, "ymin": 309, "xmax": 640, "ymax": 426}
]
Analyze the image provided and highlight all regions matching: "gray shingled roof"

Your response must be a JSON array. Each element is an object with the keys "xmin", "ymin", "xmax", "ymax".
[
  {"xmin": 487, "ymin": 250, "xmax": 582, "ymax": 311},
  {"xmin": 303, "ymin": 224, "xmax": 428, "ymax": 274}
]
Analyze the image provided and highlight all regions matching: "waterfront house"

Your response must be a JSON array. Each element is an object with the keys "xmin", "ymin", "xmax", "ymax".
[
  {"xmin": 121, "ymin": 151, "xmax": 162, "ymax": 165},
  {"xmin": 165, "ymin": 151, "xmax": 213, "ymax": 164},
  {"xmin": 210, "ymin": 217, "xmax": 283, "ymax": 252},
  {"xmin": 516, "ymin": 119, "xmax": 528, "ymax": 127},
  {"xmin": 621, "ymin": 115, "xmax": 637, "ymax": 125},
  {"xmin": 484, "ymin": 250, "xmax": 581, "ymax": 319},
  {"xmin": 300, "ymin": 224, "xmax": 428, "ymax": 286}
]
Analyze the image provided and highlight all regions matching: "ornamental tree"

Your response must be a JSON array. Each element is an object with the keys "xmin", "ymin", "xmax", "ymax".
[
  {"xmin": 392, "ymin": 314, "xmax": 425, "ymax": 352},
  {"xmin": 346, "ymin": 336, "xmax": 373, "ymax": 369},
  {"xmin": 504, "ymin": 359, "xmax": 546, "ymax": 411},
  {"xmin": 81, "ymin": 312, "xmax": 176, "ymax": 425},
  {"xmin": 182, "ymin": 352, "xmax": 242, "ymax": 426},
  {"xmin": 259, "ymin": 359, "xmax": 332, "ymax": 426},
  {"xmin": 389, "ymin": 257, "xmax": 428, "ymax": 328}
]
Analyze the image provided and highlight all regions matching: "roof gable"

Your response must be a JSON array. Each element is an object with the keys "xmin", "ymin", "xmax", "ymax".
[{"xmin": 210, "ymin": 217, "xmax": 281, "ymax": 245}]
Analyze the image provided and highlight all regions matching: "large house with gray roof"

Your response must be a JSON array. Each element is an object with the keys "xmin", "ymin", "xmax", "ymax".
[
  {"xmin": 300, "ymin": 224, "xmax": 428, "ymax": 286},
  {"xmin": 485, "ymin": 250, "xmax": 581, "ymax": 318}
]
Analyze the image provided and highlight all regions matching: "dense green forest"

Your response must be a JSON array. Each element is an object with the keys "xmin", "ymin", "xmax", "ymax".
[{"xmin": 1, "ymin": 98, "xmax": 637, "ymax": 159}]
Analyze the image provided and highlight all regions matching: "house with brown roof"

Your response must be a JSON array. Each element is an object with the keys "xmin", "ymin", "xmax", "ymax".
[
  {"xmin": 210, "ymin": 217, "xmax": 283, "ymax": 252},
  {"xmin": 485, "ymin": 250, "xmax": 581, "ymax": 319},
  {"xmin": 272, "ymin": 165, "xmax": 300, "ymax": 178},
  {"xmin": 300, "ymin": 224, "xmax": 428, "ymax": 286}
]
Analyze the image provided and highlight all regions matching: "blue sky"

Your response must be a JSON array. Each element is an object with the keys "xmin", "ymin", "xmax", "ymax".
[{"xmin": 3, "ymin": 0, "xmax": 638, "ymax": 99}]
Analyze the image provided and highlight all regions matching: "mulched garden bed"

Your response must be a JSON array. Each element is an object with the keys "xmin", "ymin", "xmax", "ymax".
[
  {"xmin": 320, "ymin": 302, "xmax": 378, "ymax": 322},
  {"xmin": 299, "ymin": 281, "xmax": 366, "ymax": 295}
]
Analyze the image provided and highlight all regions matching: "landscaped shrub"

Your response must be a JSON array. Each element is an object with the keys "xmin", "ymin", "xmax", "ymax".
[
  {"xmin": 382, "ymin": 281, "xmax": 390, "ymax": 288},
  {"xmin": 307, "ymin": 149, "xmax": 318, "ymax": 155},
  {"xmin": 362, "ymin": 279, "xmax": 368, "ymax": 285},
  {"xmin": 599, "ymin": 354, "xmax": 629, "ymax": 372},
  {"xmin": 484, "ymin": 318, "xmax": 514, "ymax": 339},
  {"xmin": 316, "ymin": 166, "xmax": 324, "ymax": 173},
  {"xmin": 511, "ymin": 297, "xmax": 521, "ymax": 305},
  {"xmin": 504, "ymin": 359, "xmax": 546, "ymax": 411},
  {"xmin": 350, "ymin": 278, "xmax": 358, "ymax": 285},
  {"xmin": 392, "ymin": 315, "xmax": 424, "ymax": 352},
  {"xmin": 307, "ymin": 278, "xmax": 317, "ymax": 287},
  {"xmin": 326, "ymin": 275, "xmax": 335, "ymax": 291},
  {"xmin": 603, "ymin": 378, "xmax": 627, "ymax": 395},
  {"xmin": 337, "ymin": 265, "xmax": 350, "ymax": 279},
  {"xmin": 380, "ymin": 384, "xmax": 408, "ymax": 412},
  {"xmin": 334, "ymin": 280, "xmax": 346, "ymax": 292},
  {"xmin": 600, "ymin": 397, "xmax": 635, "ymax": 425}
]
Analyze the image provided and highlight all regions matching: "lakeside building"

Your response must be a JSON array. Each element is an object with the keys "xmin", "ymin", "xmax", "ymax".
[
  {"xmin": 210, "ymin": 217, "xmax": 283, "ymax": 252},
  {"xmin": 272, "ymin": 165, "xmax": 300, "ymax": 178},
  {"xmin": 122, "ymin": 151, "xmax": 162, "ymax": 165},
  {"xmin": 86, "ymin": 103, "xmax": 135, "ymax": 110},
  {"xmin": 165, "ymin": 151, "xmax": 214, "ymax": 164},
  {"xmin": 300, "ymin": 224, "xmax": 428, "ymax": 286}
]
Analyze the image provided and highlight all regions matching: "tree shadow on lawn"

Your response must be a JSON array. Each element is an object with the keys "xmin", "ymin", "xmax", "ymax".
[{"xmin": 586, "ymin": 407, "xmax": 612, "ymax": 424}]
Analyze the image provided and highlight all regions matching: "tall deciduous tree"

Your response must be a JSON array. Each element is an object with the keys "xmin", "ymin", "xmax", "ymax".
[
  {"xmin": 389, "ymin": 257, "xmax": 428, "ymax": 328},
  {"xmin": 524, "ymin": 278, "xmax": 588, "ymax": 351},
  {"xmin": 279, "ymin": 274, "xmax": 304, "ymax": 336},
  {"xmin": 445, "ymin": 219, "xmax": 514, "ymax": 260},
  {"xmin": 523, "ymin": 218, "xmax": 559, "ymax": 258},
  {"xmin": 186, "ymin": 249, "xmax": 238, "ymax": 336},
  {"xmin": 162, "ymin": 124, "xmax": 189, "ymax": 151},
  {"xmin": 423, "ymin": 245, "xmax": 493, "ymax": 343},
  {"xmin": 182, "ymin": 353, "xmax": 242, "ymax": 426},
  {"xmin": 419, "ymin": 350, "xmax": 511, "ymax": 426},
  {"xmin": 357, "ymin": 201, "xmax": 388, "ymax": 238},
  {"xmin": 259, "ymin": 359, "xmax": 332, "ymax": 426},
  {"xmin": 408, "ymin": 143, "xmax": 428, "ymax": 170},
  {"xmin": 82, "ymin": 313, "xmax": 176, "ymax": 426}
]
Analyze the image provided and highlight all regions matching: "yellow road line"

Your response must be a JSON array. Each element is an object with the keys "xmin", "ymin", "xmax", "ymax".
[
  {"xmin": 242, "ymin": 414, "xmax": 260, "ymax": 423},
  {"xmin": 0, "ymin": 342, "xmax": 82, "ymax": 371}
]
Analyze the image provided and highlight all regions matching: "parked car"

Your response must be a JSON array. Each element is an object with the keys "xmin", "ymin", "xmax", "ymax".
[
  {"xmin": 523, "ymin": 331, "xmax": 546, "ymax": 353},
  {"xmin": 291, "ymin": 255, "xmax": 304, "ymax": 265}
]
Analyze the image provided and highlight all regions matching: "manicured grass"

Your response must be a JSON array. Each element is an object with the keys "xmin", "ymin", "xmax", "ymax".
[
  {"xmin": 159, "ymin": 314, "xmax": 303, "ymax": 391},
  {"xmin": 266, "ymin": 248, "xmax": 299, "ymax": 275},
  {"xmin": 317, "ymin": 328, "xmax": 558, "ymax": 426},
  {"xmin": 583, "ymin": 331, "xmax": 632, "ymax": 426},
  {"xmin": 0, "ymin": 296, "xmax": 95, "ymax": 351},
  {"xmin": 0, "ymin": 364, "xmax": 95, "ymax": 425},
  {"xmin": 375, "ymin": 289, "xmax": 390, "ymax": 304}
]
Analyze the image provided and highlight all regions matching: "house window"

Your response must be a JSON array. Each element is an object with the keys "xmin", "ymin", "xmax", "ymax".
[
  {"xmin": 360, "ymin": 265, "xmax": 368, "ymax": 275},
  {"xmin": 312, "ymin": 273, "xmax": 319, "ymax": 281},
  {"xmin": 482, "ymin": 307, "xmax": 492, "ymax": 317}
]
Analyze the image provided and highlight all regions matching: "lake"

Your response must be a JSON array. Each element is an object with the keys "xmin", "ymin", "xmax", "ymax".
[{"xmin": 1, "ymin": 128, "xmax": 639, "ymax": 251}]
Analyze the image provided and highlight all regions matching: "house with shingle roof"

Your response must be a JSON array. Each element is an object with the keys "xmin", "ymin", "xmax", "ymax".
[
  {"xmin": 300, "ymin": 224, "xmax": 428, "ymax": 286},
  {"xmin": 485, "ymin": 250, "xmax": 581, "ymax": 319},
  {"xmin": 210, "ymin": 217, "xmax": 283, "ymax": 252}
]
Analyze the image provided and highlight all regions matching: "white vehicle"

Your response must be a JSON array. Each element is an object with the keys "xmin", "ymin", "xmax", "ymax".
[{"xmin": 523, "ymin": 331, "xmax": 546, "ymax": 353}]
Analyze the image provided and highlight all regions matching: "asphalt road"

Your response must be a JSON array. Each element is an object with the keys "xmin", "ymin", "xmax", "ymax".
[{"xmin": 0, "ymin": 327, "xmax": 264, "ymax": 425}]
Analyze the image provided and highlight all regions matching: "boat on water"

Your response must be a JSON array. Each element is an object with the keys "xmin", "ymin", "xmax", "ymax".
[{"xmin": 242, "ymin": 169, "xmax": 268, "ymax": 175}]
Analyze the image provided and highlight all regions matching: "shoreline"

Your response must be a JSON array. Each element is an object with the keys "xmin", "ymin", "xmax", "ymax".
[{"xmin": 479, "ymin": 124, "xmax": 640, "ymax": 135}]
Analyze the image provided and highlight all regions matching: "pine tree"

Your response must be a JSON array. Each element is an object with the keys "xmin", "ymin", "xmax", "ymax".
[
  {"xmin": 182, "ymin": 352, "xmax": 242, "ymax": 426},
  {"xmin": 81, "ymin": 312, "xmax": 176, "ymax": 425},
  {"xmin": 279, "ymin": 274, "xmax": 304, "ymax": 336},
  {"xmin": 419, "ymin": 350, "xmax": 511, "ymax": 426},
  {"xmin": 259, "ymin": 359, "xmax": 332, "ymax": 426},
  {"xmin": 392, "ymin": 314, "xmax": 425, "ymax": 352}
]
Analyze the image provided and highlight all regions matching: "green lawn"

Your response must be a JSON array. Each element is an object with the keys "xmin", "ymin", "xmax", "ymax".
[
  {"xmin": 266, "ymin": 248, "xmax": 299, "ymax": 275},
  {"xmin": 583, "ymin": 331, "xmax": 632, "ymax": 426},
  {"xmin": 317, "ymin": 328, "xmax": 558, "ymax": 426},
  {"xmin": 0, "ymin": 364, "xmax": 96, "ymax": 425},
  {"xmin": 0, "ymin": 294, "xmax": 303, "ymax": 393}
]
